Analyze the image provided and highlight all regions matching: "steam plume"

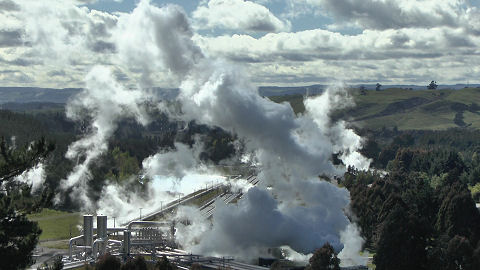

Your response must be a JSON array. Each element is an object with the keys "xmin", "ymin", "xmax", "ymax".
[
  {"xmin": 56, "ymin": 66, "xmax": 152, "ymax": 209},
  {"xmin": 52, "ymin": 0, "xmax": 369, "ymax": 264}
]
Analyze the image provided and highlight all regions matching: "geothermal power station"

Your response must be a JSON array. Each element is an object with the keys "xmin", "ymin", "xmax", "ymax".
[
  {"xmin": 63, "ymin": 175, "xmax": 276, "ymax": 270},
  {"xmin": 59, "ymin": 174, "xmax": 368, "ymax": 270}
]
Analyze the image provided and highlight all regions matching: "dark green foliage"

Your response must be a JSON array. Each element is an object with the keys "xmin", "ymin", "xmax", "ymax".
[
  {"xmin": 473, "ymin": 242, "xmax": 480, "ymax": 269},
  {"xmin": 0, "ymin": 137, "xmax": 54, "ymax": 185},
  {"xmin": 348, "ymin": 172, "xmax": 400, "ymax": 247},
  {"xmin": 428, "ymin": 81, "xmax": 438, "ymax": 90},
  {"xmin": 446, "ymin": 235, "xmax": 474, "ymax": 270},
  {"xmin": 305, "ymin": 243, "xmax": 340, "ymax": 270},
  {"xmin": 436, "ymin": 183, "xmax": 480, "ymax": 242},
  {"xmin": 155, "ymin": 256, "xmax": 176, "ymax": 270},
  {"xmin": 0, "ymin": 107, "xmax": 238, "ymax": 211},
  {"xmin": 374, "ymin": 203, "xmax": 429, "ymax": 270},
  {"xmin": 0, "ymin": 137, "xmax": 54, "ymax": 270},
  {"xmin": 347, "ymin": 127, "xmax": 480, "ymax": 270},
  {"xmin": 121, "ymin": 256, "xmax": 148, "ymax": 270},
  {"xmin": 95, "ymin": 253, "xmax": 121, "ymax": 270},
  {"xmin": 0, "ymin": 196, "xmax": 42, "ymax": 270}
]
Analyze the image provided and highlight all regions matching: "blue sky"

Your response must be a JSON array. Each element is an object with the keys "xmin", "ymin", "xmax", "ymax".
[{"xmin": 1, "ymin": 0, "xmax": 480, "ymax": 87}]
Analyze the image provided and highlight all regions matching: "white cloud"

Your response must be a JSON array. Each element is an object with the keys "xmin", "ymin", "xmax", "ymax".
[
  {"xmin": 292, "ymin": 0, "xmax": 466, "ymax": 30},
  {"xmin": 0, "ymin": 0, "xmax": 480, "ymax": 87},
  {"xmin": 193, "ymin": 0, "xmax": 290, "ymax": 32},
  {"xmin": 190, "ymin": 24, "xmax": 480, "ymax": 85},
  {"xmin": 113, "ymin": 1, "xmax": 202, "ymax": 86},
  {"xmin": 193, "ymin": 27, "xmax": 479, "ymax": 63}
]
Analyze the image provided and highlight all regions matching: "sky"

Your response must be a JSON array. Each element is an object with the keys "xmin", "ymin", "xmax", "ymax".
[{"xmin": 1, "ymin": 0, "xmax": 480, "ymax": 88}]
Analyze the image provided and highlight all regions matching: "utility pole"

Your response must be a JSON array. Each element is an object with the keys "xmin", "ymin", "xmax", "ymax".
[{"xmin": 139, "ymin": 208, "xmax": 143, "ymax": 220}]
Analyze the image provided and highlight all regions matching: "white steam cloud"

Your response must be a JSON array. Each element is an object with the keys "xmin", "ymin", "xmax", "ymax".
[
  {"xmin": 142, "ymin": 142, "xmax": 205, "ymax": 179},
  {"xmin": 57, "ymin": 66, "xmax": 152, "ymax": 210},
  {"xmin": 50, "ymin": 0, "xmax": 369, "ymax": 265},
  {"xmin": 96, "ymin": 179, "xmax": 176, "ymax": 226},
  {"xmin": 14, "ymin": 163, "xmax": 46, "ymax": 193}
]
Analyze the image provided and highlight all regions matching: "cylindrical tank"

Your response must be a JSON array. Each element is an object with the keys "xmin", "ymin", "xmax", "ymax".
[
  {"xmin": 97, "ymin": 215, "xmax": 108, "ymax": 239},
  {"xmin": 83, "ymin": 215, "xmax": 93, "ymax": 247},
  {"xmin": 123, "ymin": 230, "xmax": 131, "ymax": 255}
]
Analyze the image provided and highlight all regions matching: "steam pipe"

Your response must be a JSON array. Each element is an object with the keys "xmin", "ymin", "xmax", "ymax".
[
  {"xmin": 92, "ymin": 238, "xmax": 106, "ymax": 260},
  {"xmin": 107, "ymin": 239, "xmax": 123, "ymax": 253},
  {"xmin": 107, "ymin": 227, "xmax": 126, "ymax": 232},
  {"xmin": 108, "ymin": 239, "xmax": 122, "ymax": 245},
  {"xmin": 127, "ymin": 221, "xmax": 170, "ymax": 230},
  {"xmin": 69, "ymin": 235, "xmax": 84, "ymax": 261}
]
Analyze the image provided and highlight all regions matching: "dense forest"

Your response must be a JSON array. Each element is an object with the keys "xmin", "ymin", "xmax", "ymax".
[
  {"xmin": 0, "ymin": 105, "xmax": 236, "ymax": 210},
  {"xmin": 343, "ymin": 127, "xmax": 480, "ymax": 270}
]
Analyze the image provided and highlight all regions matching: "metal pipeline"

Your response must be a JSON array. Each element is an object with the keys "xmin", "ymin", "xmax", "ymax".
[
  {"xmin": 127, "ymin": 221, "xmax": 170, "ymax": 230},
  {"xmin": 69, "ymin": 235, "xmax": 84, "ymax": 261},
  {"xmin": 92, "ymin": 238, "xmax": 106, "ymax": 260}
]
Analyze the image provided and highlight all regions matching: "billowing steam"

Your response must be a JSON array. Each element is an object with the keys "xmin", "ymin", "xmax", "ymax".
[
  {"xmin": 142, "ymin": 142, "xmax": 205, "ymax": 179},
  {"xmin": 15, "ymin": 163, "xmax": 46, "ymax": 193},
  {"xmin": 51, "ymin": 0, "xmax": 368, "ymax": 265},
  {"xmin": 56, "ymin": 66, "xmax": 152, "ymax": 209}
]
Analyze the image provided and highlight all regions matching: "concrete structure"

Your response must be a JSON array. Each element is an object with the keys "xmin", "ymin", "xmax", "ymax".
[{"xmin": 84, "ymin": 215, "xmax": 93, "ymax": 247}]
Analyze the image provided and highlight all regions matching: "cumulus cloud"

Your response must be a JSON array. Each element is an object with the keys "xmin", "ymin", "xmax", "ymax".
[
  {"xmin": 0, "ymin": 0, "xmax": 121, "ymax": 86},
  {"xmin": 114, "ymin": 1, "xmax": 202, "ymax": 86},
  {"xmin": 0, "ymin": 69, "xmax": 34, "ymax": 83},
  {"xmin": 293, "ymin": 0, "xmax": 464, "ymax": 30},
  {"xmin": 0, "ymin": 30, "xmax": 23, "ymax": 47},
  {"xmin": 1, "ymin": 0, "xmax": 479, "ymax": 86},
  {"xmin": 194, "ymin": 27, "xmax": 479, "ymax": 64},
  {"xmin": 193, "ymin": 0, "xmax": 290, "ymax": 32}
]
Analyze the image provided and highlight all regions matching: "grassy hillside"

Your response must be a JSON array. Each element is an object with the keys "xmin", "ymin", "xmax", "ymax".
[
  {"xmin": 27, "ymin": 208, "xmax": 81, "ymax": 241},
  {"xmin": 270, "ymin": 87, "xmax": 480, "ymax": 131}
]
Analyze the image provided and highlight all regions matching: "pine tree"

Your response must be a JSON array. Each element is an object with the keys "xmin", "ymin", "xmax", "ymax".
[
  {"xmin": 306, "ymin": 243, "xmax": 340, "ymax": 270},
  {"xmin": 0, "ymin": 137, "xmax": 53, "ymax": 269}
]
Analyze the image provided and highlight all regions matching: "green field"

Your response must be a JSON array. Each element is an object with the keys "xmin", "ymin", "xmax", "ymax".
[
  {"xmin": 271, "ymin": 87, "xmax": 480, "ymax": 131},
  {"xmin": 27, "ymin": 208, "xmax": 82, "ymax": 242}
]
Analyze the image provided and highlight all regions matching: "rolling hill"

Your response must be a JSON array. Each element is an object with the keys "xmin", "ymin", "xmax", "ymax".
[{"xmin": 270, "ymin": 87, "xmax": 480, "ymax": 131}]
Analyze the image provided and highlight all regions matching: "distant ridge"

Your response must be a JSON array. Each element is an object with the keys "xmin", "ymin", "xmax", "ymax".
[
  {"xmin": 0, "ymin": 87, "xmax": 81, "ymax": 104},
  {"xmin": 258, "ymin": 85, "xmax": 325, "ymax": 97},
  {"xmin": 1, "ymin": 84, "xmax": 480, "ymax": 104}
]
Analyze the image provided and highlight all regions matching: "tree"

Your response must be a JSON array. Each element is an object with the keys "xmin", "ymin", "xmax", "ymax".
[
  {"xmin": 376, "ymin": 83, "xmax": 382, "ymax": 91},
  {"xmin": 436, "ymin": 183, "xmax": 480, "ymax": 242},
  {"xmin": 374, "ymin": 204, "xmax": 429, "ymax": 270},
  {"xmin": 427, "ymin": 81, "xmax": 438, "ymax": 90},
  {"xmin": 359, "ymin": 85, "xmax": 367, "ymax": 95},
  {"xmin": 445, "ymin": 235, "xmax": 474, "ymax": 270},
  {"xmin": 0, "ymin": 138, "xmax": 53, "ymax": 270},
  {"xmin": 95, "ymin": 253, "xmax": 121, "ymax": 270},
  {"xmin": 0, "ymin": 196, "xmax": 42, "ymax": 270},
  {"xmin": 121, "ymin": 256, "xmax": 148, "ymax": 270},
  {"xmin": 155, "ymin": 256, "xmax": 176, "ymax": 270},
  {"xmin": 306, "ymin": 243, "xmax": 340, "ymax": 270}
]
